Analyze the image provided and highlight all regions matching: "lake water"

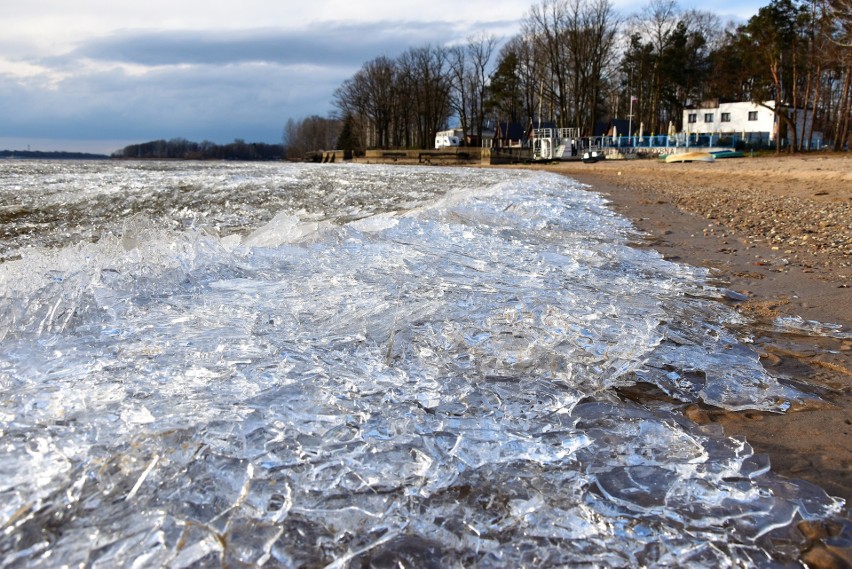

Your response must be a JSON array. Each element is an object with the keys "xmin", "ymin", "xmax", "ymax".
[{"xmin": 0, "ymin": 160, "xmax": 845, "ymax": 567}]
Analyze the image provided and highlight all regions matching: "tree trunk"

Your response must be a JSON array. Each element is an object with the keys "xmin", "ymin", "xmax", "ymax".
[
  {"xmin": 794, "ymin": 44, "xmax": 804, "ymax": 153},
  {"xmin": 841, "ymin": 64, "xmax": 852, "ymax": 150},
  {"xmin": 835, "ymin": 63, "xmax": 852, "ymax": 151},
  {"xmin": 769, "ymin": 59, "xmax": 783, "ymax": 153},
  {"xmin": 805, "ymin": 62, "xmax": 821, "ymax": 150}
]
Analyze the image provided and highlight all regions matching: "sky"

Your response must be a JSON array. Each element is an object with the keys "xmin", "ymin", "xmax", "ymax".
[{"xmin": 1, "ymin": 0, "xmax": 766, "ymax": 154}]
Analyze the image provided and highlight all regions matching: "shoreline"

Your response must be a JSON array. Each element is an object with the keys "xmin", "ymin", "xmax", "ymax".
[
  {"xmin": 533, "ymin": 156, "xmax": 851, "ymax": 508},
  {"xmin": 546, "ymin": 157, "xmax": 852, "ymax": 564},
  {"xmin": 542, "ymin": 154, "xmax": 851, "ymax": 326}
]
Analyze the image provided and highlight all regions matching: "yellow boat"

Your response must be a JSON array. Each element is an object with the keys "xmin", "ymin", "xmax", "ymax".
[{"xmin": 664, "ymin": 151, "xmax": 715, "ymax": 163}]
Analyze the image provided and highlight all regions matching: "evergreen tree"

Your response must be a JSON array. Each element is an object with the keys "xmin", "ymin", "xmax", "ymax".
[{"xmin": 336, "ymin": 113, "xmax": 361, "ymax": 154}]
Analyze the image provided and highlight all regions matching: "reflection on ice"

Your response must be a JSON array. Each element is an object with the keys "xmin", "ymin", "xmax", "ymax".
[{"xmin": 0, "ymin": 162, "xmax": 845, "ymax": 566}]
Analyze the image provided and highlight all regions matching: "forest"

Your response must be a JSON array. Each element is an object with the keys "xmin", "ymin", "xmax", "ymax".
[
  {"xmin": 113, "ymin": 138, "xmax": 284, "ymax": 161},
  {"xmin": 0, "ymin": 150, "xmax": 109, "ymax": 160},
  {"xmin": 288, "ymin": 0, "xmax": 851, "ymax": 156}
]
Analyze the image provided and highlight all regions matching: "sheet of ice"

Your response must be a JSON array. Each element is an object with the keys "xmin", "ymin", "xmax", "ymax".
[{"xmin": 0, "ymin": 161, "xmax": 844, "ymax": 567}]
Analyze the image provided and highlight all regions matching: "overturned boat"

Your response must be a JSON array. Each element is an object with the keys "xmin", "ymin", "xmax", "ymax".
[
  {"xmin": 664, "ymin": 151, "xmax": 715, "ymax": 163},
  {"xmin": 711, "ymin": 149, "xmax": 744, "ymax": 159}
]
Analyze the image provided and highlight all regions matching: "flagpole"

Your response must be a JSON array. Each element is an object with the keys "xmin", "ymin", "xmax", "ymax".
[{"xmin": 628, "ymin": 96, "xmax": 634, "ymax": 146}]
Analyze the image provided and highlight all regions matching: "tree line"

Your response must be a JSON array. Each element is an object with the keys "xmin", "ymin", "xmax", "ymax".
[
  {"xmin": 113, "ymin": 138, "xmax": 284, "ymax": 160},
  {"xmin": 291, "ymin": 0, "xmax": 850, "ymax": 154},
  {"xmin": 1, "ymin": 150, "xmax": 109, "ymax": 160},
  {"xmin": 112, "ymin": 124, "xmax": 343, "ymax": 161},
  {"xmin": 623, "ymin": 0, "xmax": 851, "ymax": 152}
]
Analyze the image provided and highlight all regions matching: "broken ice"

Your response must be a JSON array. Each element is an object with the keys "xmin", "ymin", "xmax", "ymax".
[{"xmin": 0, "ymin": 161, "xmax": 844, "ymax": 567}]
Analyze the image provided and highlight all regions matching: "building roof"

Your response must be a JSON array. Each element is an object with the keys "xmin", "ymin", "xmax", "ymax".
[{"xmin": 495, "ymin": 121, "xmax": 526, "ymax": 141}]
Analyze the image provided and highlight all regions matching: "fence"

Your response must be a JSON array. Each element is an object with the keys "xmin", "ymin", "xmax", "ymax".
[{"xmin": 593, "ymin": 132, "xmax": 827, "ymax": 151}]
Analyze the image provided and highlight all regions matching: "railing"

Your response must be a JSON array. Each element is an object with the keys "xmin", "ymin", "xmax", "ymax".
[
  {"xmin": 531, "ymin": 128, "xmax": 555, "ymax": 140},
  {"xmin": 527, "ymin": 128, "xmax": 797, "ymax": 158},
  {"xmin": 532, "ymin": 128, "xmax": 581, "ymax": 141},
  {"xmin": 592, "ymin": 132, "xmax": 823, "ymax": 151},
  {"xmin": 558, "ymin": 128, "xmax": 580, "ymax": 140}
]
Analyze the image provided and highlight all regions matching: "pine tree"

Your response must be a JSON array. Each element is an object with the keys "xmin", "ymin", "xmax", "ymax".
[{"xmin": 336, "ymin": 113, "xmax": 361, "ymax": 155}]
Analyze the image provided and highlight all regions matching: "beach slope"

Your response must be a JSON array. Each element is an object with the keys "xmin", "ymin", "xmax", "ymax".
[{"xmin": 540, "ymin": 154, "xmax": 851, "ymax": 509}]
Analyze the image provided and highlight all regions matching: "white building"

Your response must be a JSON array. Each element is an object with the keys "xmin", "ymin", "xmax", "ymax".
[
  {"xmin": 435, "ymin": 129, "xmax": 463, "ymax": 148},
  {"xmin": 683, "ymin": 100, "xmax": 823, "ymax": 148}
]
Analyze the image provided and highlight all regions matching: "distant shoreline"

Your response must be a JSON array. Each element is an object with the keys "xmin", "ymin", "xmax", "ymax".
[{"xmin": 1, "ymin": 149, "xmax": 110, "ymax": 160}]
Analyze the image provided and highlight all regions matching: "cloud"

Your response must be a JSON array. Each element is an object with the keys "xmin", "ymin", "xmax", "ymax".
[
  {"xmin": 1, "ymin": 60, "xmax": 345, "ymax": 144},
  {"xmin": 3, "ymin": 0, "xmax": 770, "ymax": 154},
  {"xmin": 54, "ymin": 20, "xmax": 508, "ymax": 68},
  {"xmin": 0, "ymin": 17, "xmax": 527, "ymax": 150}
]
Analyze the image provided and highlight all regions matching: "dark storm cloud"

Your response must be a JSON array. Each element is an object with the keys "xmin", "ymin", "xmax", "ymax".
[
  {"xmin": 4, "ymin": 15, "xmax": 520, "ymax": 151},
  {"xmin": 0, "ymin": 59, "xmax": 345, "ymax": 144},
  {"xmin": 61, "ymin": 20, "xmax": 477, "ymax": 68}
]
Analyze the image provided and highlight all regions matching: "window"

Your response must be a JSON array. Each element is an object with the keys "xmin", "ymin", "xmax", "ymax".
[
  {"xmin": 704, "ymin": 113, "xmax": 714, "ymax": 122},
  {"xmin": 748, "ymin": 111, "xmax": 758, "ymax": 121},
  {"xmin": 688, "ymin": 113, "xmax": 697, "ymax": 124},
  {"xmin": 721, "ymin": 113, "xmax": 731, "ymax": 122}
]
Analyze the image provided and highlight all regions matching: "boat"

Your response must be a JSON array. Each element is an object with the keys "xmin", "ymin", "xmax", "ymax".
[
  {"xmin": 711, "ymin": 149, "xmax": 744, "ymax": 159},
  {"xmin": 530, "ymin": 127, "xmax": 581, "ymax": 161},
  {"xmin": 664, "ymin": 151, "xmax": 715, "ymax": 163}
]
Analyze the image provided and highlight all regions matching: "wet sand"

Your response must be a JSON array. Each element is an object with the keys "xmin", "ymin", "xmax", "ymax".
[{"xmin": 533, "ymin": 154, "xmax": 851, "ymax": 565}]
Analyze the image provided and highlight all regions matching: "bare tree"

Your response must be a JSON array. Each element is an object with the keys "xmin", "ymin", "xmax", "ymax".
[
  {"xmin": 829, "ymin": 0, "xmax": 852, "ymax": 148},
  {"xmin": 365, "ymin": 57, "xmax": 398, "ymax": 148},
  {"xmin": 565, "ymin": 0, "xmax": 620, "ymax": 133},
  {"xmin": 283, "ymin": 116, "xmax": 342, "ymax": 159},
  {"xmin": 682, "ymin": 9, "xmax": 724, "ymax": 52},
  {"xmin": 333, "ymin": 57, "xmax": 397, "ymax": 148},
  {"xmin": 524, "ymin": 0, "xmax": 571, "ymax": 124},
  {"xmin": 333, "ymin": 74, "xmax": 371, "ymax": 150},
  {"xmin": 407, "ymin": 45, "xmax": 453, "ymax": 148},
  {"xmin": 448, "ymin": 35, "xmax": 497, "ymax": 144},
  {"xmin": 830, "ymin": 0, "xmax": 852, "ymax": 46},
  {"xmin": 629, "ymin": 0, "xmax": 681, "ymax": 132},
  {"xmin": 520, "ymin": 0, "xmax": 619, "ymax": 132},
  {"xmin": 334, "ymin": 47, "xmax": 452, "ymax": 150},
  {"xmin": 449, "ymin": 45, "xmax": 472, "ymax": 136},
  {"xmin": 468, "ymin": 34, "xmax": 498, "ymax": 143}
]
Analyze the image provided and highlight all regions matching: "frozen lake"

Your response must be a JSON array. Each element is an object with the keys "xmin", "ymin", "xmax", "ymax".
[{"xmin": 0, "ymin": 160, "xmax": 844, "ymax": 566}]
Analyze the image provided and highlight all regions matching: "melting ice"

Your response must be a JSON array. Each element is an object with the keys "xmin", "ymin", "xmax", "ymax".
[{"xmin": 0, "ymin": 161, "xmax": 844, "ymax": 567}]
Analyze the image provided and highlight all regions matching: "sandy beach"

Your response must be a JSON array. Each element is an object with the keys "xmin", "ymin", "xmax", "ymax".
[{"xmin": 533, "ymin": 154, "xmax": 852, "ymax": 565}]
